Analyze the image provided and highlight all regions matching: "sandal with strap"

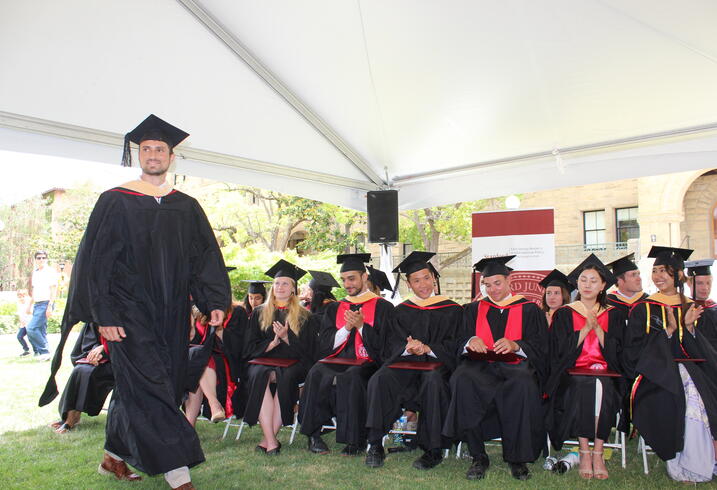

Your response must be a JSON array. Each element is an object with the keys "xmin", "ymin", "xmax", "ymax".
[
  {"xmin": 55, "ymin": 422, "xmax": 75, "ymax": 434},
  {"xmin": 592, "ymin": 450, "xmax": 608, "ymax": 480},
  {"xmin": 578, "ymin": 450, "xmax": 593, "ymax": 480},
  {"xmin": 48, "ymin": 420, "xmax": 63, "ymax": 430}
]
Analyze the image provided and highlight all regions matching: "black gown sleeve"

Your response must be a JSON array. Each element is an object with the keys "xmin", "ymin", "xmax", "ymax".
[
  {"xmin": 188, "ymin": 198, "xmax": 231, "ymax": 316},
  {"xmin": 515, "ymin": 302, "xmax": 550, "ymax": 384},
  {"xmin": 316, "ymin": 302, "xmax": 341, "ymax": 359},
  {"xmin": 280, "ymin": 312, "xmax": 317, "ymax": 369},
  {"xmin": 222, "ymin": 306, "xmax": 248, "ymax": 381},
  {"xmin": 361, "ymin": 299, "xmax": 394, "ymax": 364}
]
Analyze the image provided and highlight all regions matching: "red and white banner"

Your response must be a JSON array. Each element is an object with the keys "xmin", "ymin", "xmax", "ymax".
[{"xmin": 472, "ymin": 208, "xmax": 555, "ymax": 304}]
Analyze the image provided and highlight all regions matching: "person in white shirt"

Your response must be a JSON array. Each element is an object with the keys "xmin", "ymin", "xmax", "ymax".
[{"xmin": 27, "ymin": 251, "xmax": 57, "ymax": 361}]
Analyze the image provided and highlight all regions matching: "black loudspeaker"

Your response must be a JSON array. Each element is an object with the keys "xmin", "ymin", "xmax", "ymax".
[{"xmin": 367, "ymin": 190, "xmax": 399, "ymax": 243}]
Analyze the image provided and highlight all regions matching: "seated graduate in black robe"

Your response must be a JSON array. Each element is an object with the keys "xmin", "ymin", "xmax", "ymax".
[
  {"xmin": 546, "ymin": 254, "xmax": 626, "ymax": 480},
  {"xmin": 306, "ymin": 270, "xmax": 339, "ymax": 318},
  {"xmin": 685, "ymin": 260, "xmax": 717, "ymax": 350},
  {"xmin": 50, "ymin": 322, "xmax": 114, "ymax": 434},
  {"xmin": 185, "ymin": 302, "xmax": 244, "ymax": 426},
  {"xmin": 605, "ymin": 253, "xmax": 649, "ymax": 317},
  {"xmin": 624, "ymin": 246, "xmax": 717, "ymax": 483},
  {"xmin": 39, "ymin": 115, "xmax": 232, "ymax": 489},
  {"xmin": 242, "ymin": 260, "xmax": 317, "ymax": 455},
  {"xmin": 364, "ymin": 252, "xmax": 461, "ymax": 470},
  {"xmin": 443, "ymin": 255, "xmax": 548, "ymax": 481},
  {"xmin": 299, "ymin": 253, "xmax": 394, "ymax": 456},
  {"xmin": 604, "ymin": 253, "xmax": 647, "ymax": 436},
  {"xmin": 539, "ymin": 269, "xmax": 572, "ymax": 327}
]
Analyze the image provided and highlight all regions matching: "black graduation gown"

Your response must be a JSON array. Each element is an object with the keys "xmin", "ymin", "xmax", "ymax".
[
  {"xmin": 40, "ymin": 187, "xmax": 231, "ymax": 475},
  {"xmin": 299, "ymin": 293, "xmax": 393, "ymax": 445},
  {"xmin": 624, "ymin": 295, "xmax": 717, "ymax": 461},
  {"xmin": 222, "ymin": 306, "xmax": 250, "ymax": 418},
  {"xmin": 242, "ymin": 305, "xmax": 317, "ymax": 426},
  {"xmin": 606, "ymin": 292, "xmax": 648, "ymax": 318},
  {"xmin": 546, "ymin": 304, "xmax": 626, "ymax": 449},
  {"xmin": 365, "ymin": 296, "xmax": 461, "ymax": 450},
  {"xmin": 697, "ymin": 303, "xmax": 717, "ymax": 352},
  {"xmin": 58, "ymin": 323, "xmax": 114, "ymax": 420},
  {"xmin": 605, "ymin": 291, "xmax": 646, "ymax": 432},
  {"xmin": 442, "ymin": 296, "xmax": 548, "ymax": 463}
]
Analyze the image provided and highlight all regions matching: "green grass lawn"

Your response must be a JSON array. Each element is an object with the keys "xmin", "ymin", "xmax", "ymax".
[{"xmin": 0, "ymin": 333, "xmax": 705, "ymax": 489}]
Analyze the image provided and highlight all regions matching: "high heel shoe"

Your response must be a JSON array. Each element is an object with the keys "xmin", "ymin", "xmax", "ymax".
[
  {"xmin": 266, "ymin": 441, "xmax": 281, "ymax": 456},
  {"xmin": 592, "ymin": 450, "xmax": 608, "ymax": 480},
  {"xmin": 210, "ymin": 409, "xmax": 226, "ymax": 423},
  {"xmin": 578, "ymin": 450, "xmax": 593, "ymax": 480}
]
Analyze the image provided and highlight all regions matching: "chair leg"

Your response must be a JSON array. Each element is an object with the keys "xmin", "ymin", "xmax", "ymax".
[
  {"xmin": 620, "ymin": 431, "xmax": 626, "ymax": 469},
  {"xmin": 456, "ymin": 441, "xmax": 462, "ymax": 459},
  {"xmin": 222, "ymin": 415, "xmax": 233, "ymax": 440},
  {"xmin": 236, "ymin": 420, "xmax": 246, "ymax": 441},
  {"xmin": 640, "ymin": 436, "xmax": 649, "ymax": 474},
  {"xmin": 289, "ymin": 412, "xmax": 298, "ymax": 445}
]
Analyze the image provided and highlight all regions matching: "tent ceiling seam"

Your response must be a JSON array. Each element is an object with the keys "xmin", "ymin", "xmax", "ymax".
[
  {"xmin": 393, "ymin": 122, "xmax": 717, "ymax": 184},
  {"xmin": 176, "ymin": 0, "xmax": 387, "ymax": 187},
  {"xmin": 0, "ymin": 111, "xmax": 377, "ymax": 192}
]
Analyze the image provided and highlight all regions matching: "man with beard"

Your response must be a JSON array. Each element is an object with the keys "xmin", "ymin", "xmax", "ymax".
[
  {"xmin": 299, "ymin": 253, "xmax": 394, "ymax": 456},
  {"xmin": 40, "ymin": 114, "xmax": 231, "ymax": 489}
]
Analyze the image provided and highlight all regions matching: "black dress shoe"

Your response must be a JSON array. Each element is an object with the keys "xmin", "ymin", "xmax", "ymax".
[
  {"xmin": 466, "ymin": 453, "xmax": 490, "ymax": 480},
  {"xmin": 412, "ymin": 449, "xmax": 443, "ymax": 470},
  {"xmin": 509, "ymin": 462, "xmax": 530, "ymax": 480},
  {"xmin": 255, "ymin": 445, "xmax": 267, "ymax": 453},
  {"xmin": 365, "ymin": 445, "xmax": 385, "ymax": 468},
  {"xmin": 308, "ymin": 436, "xmax": 330, "ymax": 454},
  {"xmin": 341, "ymin": 443, "xmax": 366, "ymax": 456},
  {"xmin": 266, "ymin": 442, "xmax": 281, "ymax": 456}
]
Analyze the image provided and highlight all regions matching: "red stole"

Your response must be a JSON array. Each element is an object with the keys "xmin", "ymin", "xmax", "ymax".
[
  {"xmin": 195, "ymin": 312, "xmax": 236, "ymax": 417},
  {"xmin": 572, "ymin": 309, "xmax": 609, "ymax": 369},
  {"xmin": 475, "ymin": 300, "xmax": 523, "ymax": 364},
  {"xmin": 328, "ymin": 297, "xmax": 379, "ymax": 360}
]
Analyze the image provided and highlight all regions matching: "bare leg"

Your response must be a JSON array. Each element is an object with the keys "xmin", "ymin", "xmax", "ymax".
[
  {"xmin": 258, "ymin": 372, "xmax": 279, "ymax": 451},
  {"xmin": 592, "ymin": 438, "xmax": 608, "ymax": 479},
  {"xmin": 272, "ymin": 391, "xmax": 283, "ymax": 436},
  {"xmin": 198, "ymin": 366, "xmax": 224, "ymax": 416},
  {"xmin": 184, "ymin": 388, "xmax": 204, "ymax": 427},
  {"xmin": 56, "ymin": 409, "xmax": 82, "ymax": 433},
  {"xmin": 578, "ymin": 437, "xmax": 593, "ymax": 479}
]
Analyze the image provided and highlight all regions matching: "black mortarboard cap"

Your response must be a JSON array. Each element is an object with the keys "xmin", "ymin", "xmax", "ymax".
[
  {"xmin": 472, "ymin": 255, "xmax": 516, "ymax": 277},
  {"xmin": 392, "ymin": 251, "xmax": 436, "ymax": 276},
  {"xmin": 539, "ymin": 269, "xmax": 573, "ymax": 292},
  {"xmin": 121, "ymin": 114, "xmax": 189, "ymax": 167},
  {"xmin": 648, "ymin": 246, "xmax": 693, "ymax": 271},
  {"xmin": 685, "ymin": 259, "xmax": 714, "ymax": 277},
  {"xmin": 308, "ymin": 270, "xmax": 340, "ymax": 291},
  {"xmin": 567, "ymin": 253, "xmax": 616, "ymax": 289},
  {"xmin": 337, "ymin": 253, "xmax": 371, "ymax": 273},
  {"xmin": 241, "ymin": 280, "xmax": 271, "ymax": 295},
  {"xmin": 367, "ymin": 265, "xmax": 392, "ymax": 292},
  {"xmin": 264, "ymin": 259, "xmax": 307, "ymax": 282},
  {"xmin": 606, "ymin": 253, "xmax": 638, "ymax": 277},
  {"xmin": 226, "ymin": 266, "xmax": 237, "ymax": 272}
]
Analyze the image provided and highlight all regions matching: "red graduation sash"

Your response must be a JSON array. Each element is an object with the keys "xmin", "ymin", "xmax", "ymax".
[
  {"xmin": 327, "ymin": 297, "xmax": 379, "ymax": 361},
  {"xmin": 475, "ymin": 299, "xmax": 523, "ymax": 364},
  {"xmin": 571, "ymin": 309, "xmax": 609, "ymax": 369}
]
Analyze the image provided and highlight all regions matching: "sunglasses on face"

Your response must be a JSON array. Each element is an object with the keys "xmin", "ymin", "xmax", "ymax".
[{"xmin": 35, "ymin": 256, "xmax": 47, "ymax": 260}]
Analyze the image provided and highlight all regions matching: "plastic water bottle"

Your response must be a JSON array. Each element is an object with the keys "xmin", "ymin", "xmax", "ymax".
[
  {"xmin": 555, "ymin": 451, "xmax": 579, "ymax": 474},
  {"xmin": 542, "ymin": 456, "xmax": 558, "ymax": 471},
  {"xmin": 393, "ymin": 415, "xmax": 407, "ymax": 444}
]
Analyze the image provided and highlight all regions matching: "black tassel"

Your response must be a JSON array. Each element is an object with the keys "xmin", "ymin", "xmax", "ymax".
[
  {"xmin": 391, "ymin": 274, "xmax": 401, "ymax": 299},
  {"xmin": 121, "ymin": 135, "xmax": 132, "ymax": 167}
]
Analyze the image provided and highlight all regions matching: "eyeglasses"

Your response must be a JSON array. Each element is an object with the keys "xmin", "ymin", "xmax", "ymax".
[{"xmin": 35, "ymin": 256, "xmax": 47, "ymax": 260}]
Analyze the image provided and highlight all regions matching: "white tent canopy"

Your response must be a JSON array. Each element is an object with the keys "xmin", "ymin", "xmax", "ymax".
[{"xmin": 2, "ymin": 0, "xmax": 717, "ymax": 210}]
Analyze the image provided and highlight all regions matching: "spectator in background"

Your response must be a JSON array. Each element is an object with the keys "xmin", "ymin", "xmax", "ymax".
[
  {"xmin": 50, "ymin": 323, "xmax": 114, "ymax": 434},
  {"xmin": 27, "ymin": 251, "xmax": 58, "ymax": 361},
  {"xmin": 16, "ymin": 289, "xmax": 32, "ymax": 356}
]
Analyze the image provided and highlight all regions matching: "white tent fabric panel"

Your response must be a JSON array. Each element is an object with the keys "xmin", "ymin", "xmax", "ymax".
[{"xmin": 2, "ymin": 0, "xmax": 717, "ymax": 210}]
